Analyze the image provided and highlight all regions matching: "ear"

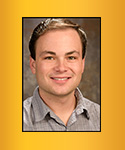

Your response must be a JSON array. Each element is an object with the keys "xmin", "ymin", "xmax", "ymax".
[
  {"xmin": 82, "ymin": 58, "xmax": 85, "ymax": 73},
  {"xmin": 30, "ymin": 56, "xmax": 36, "ymax": 74}
]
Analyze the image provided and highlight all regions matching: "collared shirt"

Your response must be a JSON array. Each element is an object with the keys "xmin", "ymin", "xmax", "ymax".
[{"xmin": 23, "ymin": 87, "xmax": 100, "ymax": 131}]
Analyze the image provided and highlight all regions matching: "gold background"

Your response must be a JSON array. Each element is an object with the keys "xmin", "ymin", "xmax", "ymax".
[{"xmin": 0, "ymin": 0, "xmax": 124, "ymax": 149}]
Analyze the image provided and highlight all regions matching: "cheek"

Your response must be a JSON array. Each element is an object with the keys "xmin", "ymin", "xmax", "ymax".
[
  {"xmin": 36, "ymin": 62, "xmax": 52, "ymax": 75},
  {"xmin": 71, "ymin": 62, "xmax": 84, "ymax": 74}
]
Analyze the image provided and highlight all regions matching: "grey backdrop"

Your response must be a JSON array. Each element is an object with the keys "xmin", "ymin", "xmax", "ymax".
[{"xmin": 23, "ymin": 18, "xmax": 101, "ymax": 104}]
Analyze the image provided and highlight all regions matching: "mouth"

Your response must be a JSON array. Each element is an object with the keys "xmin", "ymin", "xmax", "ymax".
[
  {"xmin": 51, "ymin": 77, "xmax": 71, "ymax": 80},
  {"xmin": 50, "ymin": 77, "xmax": 71, "ymax": 83}
]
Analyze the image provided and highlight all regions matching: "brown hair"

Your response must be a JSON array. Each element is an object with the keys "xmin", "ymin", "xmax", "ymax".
[{"xmin": 29, "ymin": 18, "xmax": 87, "ymax": 60}]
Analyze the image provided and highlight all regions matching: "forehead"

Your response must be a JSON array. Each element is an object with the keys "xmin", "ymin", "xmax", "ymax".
[
  {"xmin": 37, "ymin": 28, "xmax": 81, "ymax": 41},
  {"xmin": 35, "ymin": 28, "xmax": 82, "ymax": 54}
]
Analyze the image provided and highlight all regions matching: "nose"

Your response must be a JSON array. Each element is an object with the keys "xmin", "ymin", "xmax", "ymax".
[{"xmin": 54, "ymin": 58, "xmax": 68, "ymax": 73}]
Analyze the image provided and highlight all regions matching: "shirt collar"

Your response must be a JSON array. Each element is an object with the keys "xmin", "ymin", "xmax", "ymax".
[
  {"xmin": 75, "ymin": 88, "xmax": 90, "ymax": 119},
  {"xmin": 32, "ymin": 86, "xmax": 90, "ymax": 122}
]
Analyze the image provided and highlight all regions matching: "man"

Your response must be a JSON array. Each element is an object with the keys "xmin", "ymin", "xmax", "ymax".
[{"xmin": 23, "ymin": 18, "xmax": 100, "ymax": 131}]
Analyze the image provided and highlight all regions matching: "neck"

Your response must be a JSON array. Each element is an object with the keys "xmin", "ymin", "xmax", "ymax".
[{"xmin": 39, "ymin": 89, "xmax": 77, "ymax": 125}]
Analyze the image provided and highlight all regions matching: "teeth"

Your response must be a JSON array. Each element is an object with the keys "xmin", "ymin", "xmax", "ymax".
[{"xmin": 53, "ymin": 78, "xmax": 68, "ymax": 81}]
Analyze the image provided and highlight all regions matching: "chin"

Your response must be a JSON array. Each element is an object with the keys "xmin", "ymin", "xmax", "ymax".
[{"xmin": 51, "ymin": 88, "xmax": 75, "ymax": 97}]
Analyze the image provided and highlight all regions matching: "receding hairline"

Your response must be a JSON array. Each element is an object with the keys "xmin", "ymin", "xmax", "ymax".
[
  {"xmin": 29, "ymin": 18, "xmax": 87, "ymax": 60},
  {"xmin": 35, "ymin": 27, "xmax": 83, "ymax": 51}
]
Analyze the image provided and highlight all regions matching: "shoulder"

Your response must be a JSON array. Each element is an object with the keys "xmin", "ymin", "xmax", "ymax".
[
  {"xmin": 83, "ymin": 97, "xmax": 100, "ymax": 130},
  {"xmin": 23, "ymin": 97, "xmax": 33, "ymax": 108},
  {"xmin": 23, "ymin": 97, "xmax": 33, "ymax": 127},
  {"xmin": 83, "ymin": 97, "xmax": 100, "ymax": 113},
  {"xmin": 23, "ymin": 96, "xmax": 33, "ymax": 115}
]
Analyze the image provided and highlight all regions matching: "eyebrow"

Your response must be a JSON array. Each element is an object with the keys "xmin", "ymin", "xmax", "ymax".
[
  {"xmin": 40, "ymin": 51, "xmax": 56, "ymax": 56},
  {"xmin": 65, "ymin": 50, "xmax": 80, "ymax": 56},
  {"xmin": 40, "ymin": 50, "xmax": 80, "ymax": 56}
]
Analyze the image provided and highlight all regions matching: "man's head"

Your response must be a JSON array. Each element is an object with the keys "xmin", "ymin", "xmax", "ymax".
[
  {"xmin": 29, "ymin": 18, "xmax": 87, "ymax": 60},
  {"xmin": 29, "ymin": 18, "xmax": 87, "ymax": 98}
]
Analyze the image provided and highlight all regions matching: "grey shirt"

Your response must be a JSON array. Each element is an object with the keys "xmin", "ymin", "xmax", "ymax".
[{"xmin": 23, "ymin": 87, "xmax": 100, "ymax": 131}]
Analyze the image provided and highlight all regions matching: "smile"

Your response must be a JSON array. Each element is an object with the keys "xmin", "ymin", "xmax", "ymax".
[
  {"xmin": 51, "ymin": 77, "xmax": 69, "ymax": 80},
  {"xmin": 50, "ymin": 77, "xmax": 71, "ymax": 82}
]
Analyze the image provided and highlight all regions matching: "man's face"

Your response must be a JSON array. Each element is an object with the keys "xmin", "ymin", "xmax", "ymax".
[{"xmin": 30, "ymin": 28, "xmax": 85, "ymax": 97}]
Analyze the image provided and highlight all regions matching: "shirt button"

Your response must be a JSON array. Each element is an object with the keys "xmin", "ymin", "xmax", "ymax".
[{"xmin": 65, "ymin": 127, "xmax": 69, "ymax": 131}]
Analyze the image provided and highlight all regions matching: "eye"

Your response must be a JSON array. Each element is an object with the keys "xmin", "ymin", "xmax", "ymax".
[
  {"xmin": 44, "ymin": 56, "xmax": 54, "ymax": 60},
  {"xmin": 68, "ymin": 56, "xmax": 77, "ymax": 60}
]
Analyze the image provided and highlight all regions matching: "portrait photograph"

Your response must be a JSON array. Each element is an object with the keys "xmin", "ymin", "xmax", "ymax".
[{"xmin": 22, "ymin": 17, "xmax": 101, "ymax": 132}]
